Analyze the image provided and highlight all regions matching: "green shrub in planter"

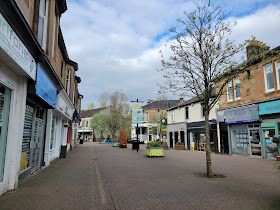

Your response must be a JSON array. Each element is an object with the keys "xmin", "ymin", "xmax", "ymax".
[{"xmin": 146, "ymin": 141, "xmax": 163, "ymax": 157}]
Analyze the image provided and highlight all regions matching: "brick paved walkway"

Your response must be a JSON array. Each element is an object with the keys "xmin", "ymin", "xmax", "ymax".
[{"xmin": 0, "ymin": 142, "xmax": 280, "ymax": 209}]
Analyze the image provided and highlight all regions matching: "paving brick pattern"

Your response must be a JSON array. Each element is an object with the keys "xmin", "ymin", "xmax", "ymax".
[{"xmin": 0, "ymin": 142, "xmax": 280, "ymax": 210}]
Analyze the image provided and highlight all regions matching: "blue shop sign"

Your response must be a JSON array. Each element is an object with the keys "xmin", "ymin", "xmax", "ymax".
[
  {"xmin": 36, "ymin": 65, "xmax": 57, "ymax": 108},
  {"xmin": 259, "ymin": 100, "xmax": 280, "ymax": 115}
]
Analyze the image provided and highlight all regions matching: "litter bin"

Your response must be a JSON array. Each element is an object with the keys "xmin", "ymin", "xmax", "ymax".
[
  {"xmin": 132, "ymin": 140, "xmax": 139, "ymax": 150},
  {"xmin": 60, "ymin": 145, "xmax": 67, "ymax": 158}
]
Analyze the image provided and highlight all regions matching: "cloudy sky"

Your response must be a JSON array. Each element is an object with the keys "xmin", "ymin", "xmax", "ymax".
[{"xmin": 60, "ymin": 0, "xmax": 280, "ymax": 109}]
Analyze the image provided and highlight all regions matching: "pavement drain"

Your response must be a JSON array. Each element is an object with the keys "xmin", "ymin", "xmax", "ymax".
[{"xmin": 193, "ymin": 173, "xmax": 227, "ymax": 179}]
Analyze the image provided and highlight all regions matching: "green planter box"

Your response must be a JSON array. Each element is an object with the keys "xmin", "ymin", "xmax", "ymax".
[{"xmin": 146, "ymin": 147, "xmax": 163, "ymax": 157}]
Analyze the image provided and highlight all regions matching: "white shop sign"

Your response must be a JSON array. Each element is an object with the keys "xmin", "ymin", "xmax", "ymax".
[{"xmin": 0, "ymin": 13, "xmax": 36, "ymax": 80}]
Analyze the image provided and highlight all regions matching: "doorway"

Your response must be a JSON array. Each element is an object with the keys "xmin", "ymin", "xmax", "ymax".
[
  {"xmin": 169, "ymin": 132, "xmax": 173, "ymax": 148},
  {"xmin": 249, "ymin": 127, "xmax": 261, "ymax": 156},
  {"xmin": 174, "ymin": 132, "xmax": 179, "ymax": 145},
  {"xmin": 180, "ymin": 131, "xmax": 185, "ymax": 145}
]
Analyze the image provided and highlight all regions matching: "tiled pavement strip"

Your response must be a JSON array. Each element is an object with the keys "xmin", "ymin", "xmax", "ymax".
[{"xmin": 0, "ymin": 142, "xmax": 280, "ymax": 210}]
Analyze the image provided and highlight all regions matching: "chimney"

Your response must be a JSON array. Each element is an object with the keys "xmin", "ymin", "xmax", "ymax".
[
  {"xmin": 246, "ymin": 40, "xmax": 270, "ymax": 60},
  {"xmin": 179, "ymin": 95, "xmax": 184, "ymax": 103}
]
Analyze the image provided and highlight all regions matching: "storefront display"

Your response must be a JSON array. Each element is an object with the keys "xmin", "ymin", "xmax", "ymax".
[
  {"xmin": 230, "ymin": 124, "xmax": 249, "ymax": 155},
  {"xmin": 0, "ymin": 84, "xmax": 11, "ymax": 182}
]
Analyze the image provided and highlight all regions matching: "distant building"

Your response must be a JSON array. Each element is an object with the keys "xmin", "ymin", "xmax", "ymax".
[
  {"xmin": 78, "ymin": 107, "xmax": 109, "ymax": 141},
  {"xmin": 132, "ymin": 99, "xmax": 181, "ymax": 143}
]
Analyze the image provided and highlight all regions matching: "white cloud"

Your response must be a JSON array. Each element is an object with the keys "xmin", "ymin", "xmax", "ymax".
[{"xmin": 61, "ymin": 0, "xmax": 280, "ymax": 109}]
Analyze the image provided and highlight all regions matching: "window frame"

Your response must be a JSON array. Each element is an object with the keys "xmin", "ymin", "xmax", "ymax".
[
  {"xmin": 275, "ymin": 60, "xmax": 280, "ymax": 90},
  {"xmin": 185, "ymin": 106, "xmax": 189, "ymax": 120},
  {"xmin": 66, "ymin": 68, "xmax": 71, "ymax": 94},
  {"xmin": 38, "ymin": 0, "xmax": 49, "ymax": 50},
  {"xmin": 263, "ymin": 63, "xmax": 275, "ymax": 93},
  {"xmin": 172, "ymin": 110, "xmax": 175, "ymax": 122},
  {"xmin": 227, "ymin": 80, "xmax": 233, "ymax": 102},
  {"xmin": 233, "ymin": 77, "xmax": 241, "ymax": 100}
]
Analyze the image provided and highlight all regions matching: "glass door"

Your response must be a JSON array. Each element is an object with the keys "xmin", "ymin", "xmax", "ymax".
[
  {"xmin": 263, "ymin": 129, "xmax": 277, "ymax": 159},
  {"xmin": 249, "ymin": 128, "xmax": 261, "ymax": 156}
]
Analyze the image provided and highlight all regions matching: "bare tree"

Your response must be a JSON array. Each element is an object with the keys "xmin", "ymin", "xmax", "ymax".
[
  {"xmin": 99, "ymin": 92, "xmax": 110, "ymax": 108},
  {"xmin": 159, "ymin": 0, "xmax": 248, "ymax": 177},
  {"xmin": 87, "ymin": 102, "xmax": 95, "ymax": 109},
  {"xmin": 107, "ymin": 91, "xmax": 131, "ymax": 139}
]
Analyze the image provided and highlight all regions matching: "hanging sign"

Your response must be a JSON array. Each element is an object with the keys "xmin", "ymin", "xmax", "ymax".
[{"xmin": 132, "ymin": 102, "xmax": 144, "ymax": 124}]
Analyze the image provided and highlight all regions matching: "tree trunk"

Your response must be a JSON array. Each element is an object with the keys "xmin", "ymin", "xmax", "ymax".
[{"xmin": 205, "ymin": 110, "xmax": 213, "ymax": 177}]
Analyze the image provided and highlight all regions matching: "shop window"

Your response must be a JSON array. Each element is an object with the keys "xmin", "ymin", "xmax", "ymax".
[
  {"xmin": 263, "ymin": 63, "xmax": 274, "ymax": 93},
  {"xmin": 185, "ymin": 107, "xmax": 189, "ymax": 120},
  {"xmin": 275, "ymin": 60, "xmax": 280, "ymax": 89},
  {"xmin": 0, "ymin": 84, "xmax": 11, "ymax": 182},
  {"xmin": 50, "ymin": 116, "xmax": 57, "ymax": 150},
  {"xmin": 38, "ymin": 0, "xmax": 48, "ymax": 50},
  {"xmin": 227, "ymin": 81, "xmax": 233, "ymax": 102},
  {"xmin": 234, "ymin": 77, "xmax": 240, "ymax": 100}
]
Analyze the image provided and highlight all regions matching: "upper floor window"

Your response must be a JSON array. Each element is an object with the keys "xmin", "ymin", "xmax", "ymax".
[
  {"xmin": 172, "ymin": 110, "xmax": 175, "ymax": 122},
  {"xmin": 227, "ymin": 81, "xmax": 233, "ymax": 102},
  {"xmin": 185, "ymin": 107, "xmax": 189, "ymax": 120},
  {"xmin": 52, "ymin": 14, "xmax": 57, "ymax": 57},
  {"xmin": 264, "ymin": 63, "xmax": 274, "ymax": 93},
  {"xmin": 38, "ymin": 0, "xmax": 48, "ymax": 50},
  {"xmin": 66, "ymin": 69, "xmax": 71, "ymax": 94},
  {"xmin": 234, "ymin": 77, "xmax": 240, "ymax": 100},
  {"xmin": 146, "ymin": 112, "xmax": 149, "ymax": 121},
  {"xmin": 86, "ymin": 121, "xmax": 88, "ymax": 127},
  {"xmin": 275, "ymin": 60, "xmax": 280, "ymax": 89},
  {"xmin": 201, "ymin": 104, "xmax": 205, "ymax": 117}
]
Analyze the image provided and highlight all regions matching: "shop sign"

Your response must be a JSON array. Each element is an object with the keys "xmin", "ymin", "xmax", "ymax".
[
  {"xmin": 225, "ymin": 105, "xmax": 259, "ymax": 124},
  {"xmin": 259, "ymin": 100, "xmax": 280, "ymax": 115},
  {"xmin": 132, "ymin": 102, "xmax": 143, "ymax": 124},
  {"xmin": 57, "ymin": 93, "xmax": 73, "ymax": 119},
  {"xmin": 216, "ymin": 110, "xmax": 225, "ymax": 122},
  {"xmin": 0, "ymin": 13, "xmax": 36, "ymax": 80},
  {"xmin": 36, "ymin": 65, "xmax": 56, "ymax": 108}
]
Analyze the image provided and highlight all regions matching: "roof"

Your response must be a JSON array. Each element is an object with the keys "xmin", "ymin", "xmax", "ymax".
[
  {"xmin": 80, "ymin": 107, "xmax": 108, "ymax": 118},
  {"xmin": 168, "ymin": 91, "xmax": 216, "ymax": 111},
  {"xmin": 142, "ymin": 100, "xmax": 180, "ymax": 110}
]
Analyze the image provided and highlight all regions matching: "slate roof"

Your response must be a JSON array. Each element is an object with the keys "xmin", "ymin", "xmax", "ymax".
[
  {"xmin": 80, "ymin": 107, "xmax": 108, "ymax": 118},
  {"xmin": 142, "ymin": 100, "xmax": 180, "ymax": 110}
]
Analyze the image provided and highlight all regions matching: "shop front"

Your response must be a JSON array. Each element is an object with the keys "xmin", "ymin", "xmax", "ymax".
[
  {"xmin": 167, "ymin": 123, "xmax": 187, "ymax": 148},
  {"xmin": 225, "ymin": 105, "xmax": 262, "ymax": 157},
  {"xmin": 0, "ymin": 11, "xmax": 36, "ymax": 194},
  {"xmin": 19, "ymin": 65, "xmax": 57, "ymax": 181},
  {"xmin": 259, "ymin": 100, "xmax": 280, "ymax": 159},
  {"xmin": 187, "ymin": 120, "xmax": 218, "ymax": 153}
]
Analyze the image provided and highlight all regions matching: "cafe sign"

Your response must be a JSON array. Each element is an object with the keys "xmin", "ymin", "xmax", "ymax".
[
  {"xmin": 0, "ymin": 13, "xmax": 36, "ymax": 80},
  {"xmin": 225, "ymin": 105, "xmax": 259, "ymax": 124}
]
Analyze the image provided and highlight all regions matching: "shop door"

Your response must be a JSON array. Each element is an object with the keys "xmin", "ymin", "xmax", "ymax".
[
  {"xmin": 169, "ymin": 132, "xmax": 173, "ymax": 148},
  {"xmin": 174, "ymin": 132, "xmax": 179, "ymax": 145},
  {"xmin": 30, "ymin": 118, "xmax": 44, "ymax": 174},
  {"xmin": 249, "ymin": 128, "xmax": 262, "ymax": 156},
  {"xmin": 180, "ymin": 131, "xmax": 185, "ymax": 145},
  {"xmin": 263, "ymin": 129, "xmax": 277, "ymax": 159}
]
